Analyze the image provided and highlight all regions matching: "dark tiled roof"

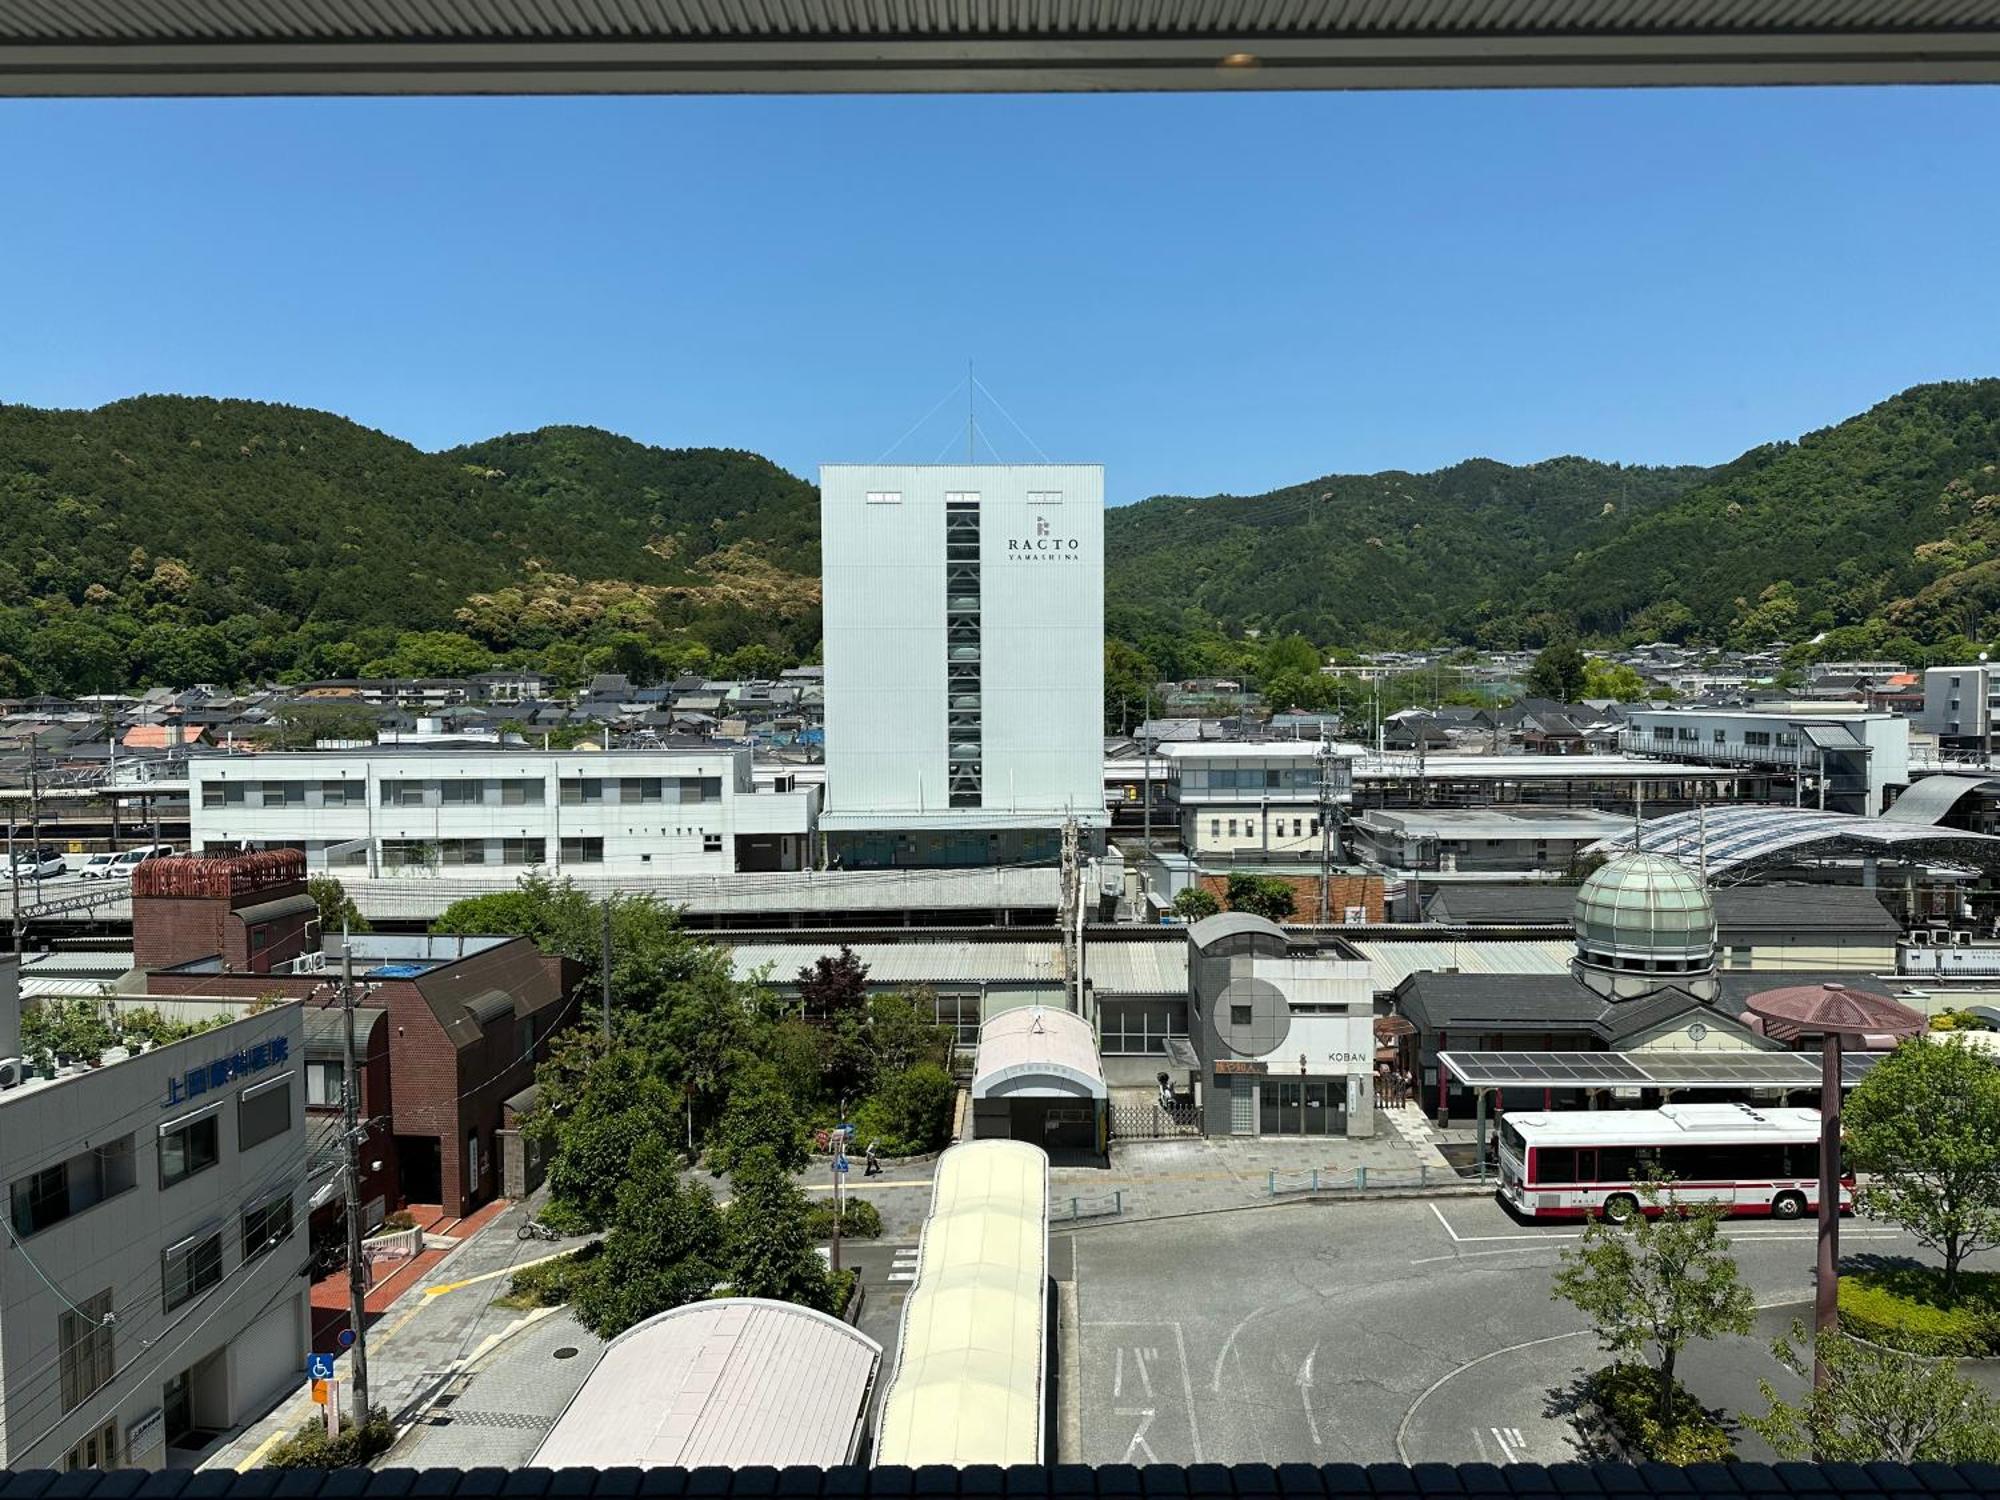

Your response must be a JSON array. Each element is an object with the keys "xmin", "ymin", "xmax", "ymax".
[
  {"xmin": 411, "ymin": 939, "xmax": 569, "ymax": 1047},
  {"xmin": 1392, "ymin": 973, "xmax": 1762, "ymax": 1047},
  {"xmin": 0, "ymin": 1462, "xmax": 1992, "ymax": 1498},
  {"xmin": 1422, "ymin": 885, "xmax": 1900, "ymax": 938}
]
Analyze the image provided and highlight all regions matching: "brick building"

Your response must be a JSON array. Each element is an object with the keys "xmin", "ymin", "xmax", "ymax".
[{"xmin": 131, "ymin": 851, "xmax": 576, "ymax": 1217}]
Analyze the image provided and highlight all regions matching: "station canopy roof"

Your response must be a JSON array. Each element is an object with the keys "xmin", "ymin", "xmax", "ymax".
[
  {"xmin": 1439, "ymin": 1048, "xmax": 1884, "ymax": 1092},
  {"xmin": 1586, "ymin": 805, "xmax": 2000, "ymax": 879},
  {"xmin": 3, "ymin": 3, "xmax": 1997, "ymax": 97}
]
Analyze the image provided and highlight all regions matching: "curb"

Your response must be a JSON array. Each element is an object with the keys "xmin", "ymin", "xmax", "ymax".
[{"xmin": 1052, "ymin": 1181, "xmax": 1492, "ymax": 1232}]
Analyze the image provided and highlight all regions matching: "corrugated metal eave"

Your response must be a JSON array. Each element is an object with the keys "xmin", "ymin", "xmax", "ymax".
[{"xmin": 3, "ymin": 0, "xmax": 1995, "ymax": 44}]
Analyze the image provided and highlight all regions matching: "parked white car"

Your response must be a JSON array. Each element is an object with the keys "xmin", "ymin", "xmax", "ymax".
[
  {"xmin": 107, "ymin": 844, "xmax": 175, "ymax": 877},
  {"xmin": 76, "ymin": 851, "xmax": 121, "ymax": 880},
  {"xmin": 11, "ymin": 847, "xmax": 65, "ymax": 879}
]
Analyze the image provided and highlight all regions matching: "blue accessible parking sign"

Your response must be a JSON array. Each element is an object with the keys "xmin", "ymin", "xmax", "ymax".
[{"xmin": 306, "ymin": 1354, "xmax": 335, "ymax": 1380}]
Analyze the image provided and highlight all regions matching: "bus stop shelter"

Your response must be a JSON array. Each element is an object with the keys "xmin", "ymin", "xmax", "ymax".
[
  {"xmin": 970, "ymin": 1006, "xmax": 1108, "ymax": 1155},
  {"xmin": 1438, "ymin": 1048, "xmax": 1885, "ymax": 1164}
]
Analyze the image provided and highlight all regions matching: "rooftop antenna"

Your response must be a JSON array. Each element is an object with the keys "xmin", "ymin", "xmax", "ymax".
[{"xmin": 966, "ymin": 360, "xmax": 975, "ymax": 463}]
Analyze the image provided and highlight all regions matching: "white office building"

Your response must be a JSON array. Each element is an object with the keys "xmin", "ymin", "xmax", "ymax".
[
  {"xmin": 189, "ymin": 748, "xmax": 818, "ymax": 878},
  {"xmin": 1, "ymin": 971, "xmax": 310, "ymax": 1470},
  {"xmin": 819, "ymin": 465, "xmax": 1105, "ymax": 866},
  {"xmin": 1621, "ymin": 708, "xmax": 1909, "ymax": 815}
]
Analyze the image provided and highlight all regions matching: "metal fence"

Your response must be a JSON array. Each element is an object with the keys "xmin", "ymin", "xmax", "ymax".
[
  {"xmin": 1109, "ymin": 1102, "xmax": 1204, "ymax": 1140},
  {"xmin": 1051, "ymin": 1190, "xmax": 1125, "ymax": 1223},
  {"xmin": 1266, "ymin": 1159, "xmax": 1490, "ymax": 1196}
]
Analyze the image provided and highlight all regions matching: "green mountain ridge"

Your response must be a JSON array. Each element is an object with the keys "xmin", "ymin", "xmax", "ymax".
[{"xmin": 2, "ymin": 381, "xmax": 1998, "ymax": 698}]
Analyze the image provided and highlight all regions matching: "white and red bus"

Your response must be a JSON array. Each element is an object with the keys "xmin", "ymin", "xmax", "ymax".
[{"xmin": 1496, "ymin": 1103, "xmax": 1854, "ymax": 1221}]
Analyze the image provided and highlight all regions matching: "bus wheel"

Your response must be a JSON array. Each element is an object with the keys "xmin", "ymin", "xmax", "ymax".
[
  {"xmin": 1771, "ymin": 1191, "xmax": 1807, "ymax": 1220},
  {"xmin": 1604, "ymin": 1193, "xmax": 1640, "ymax": 1223}
]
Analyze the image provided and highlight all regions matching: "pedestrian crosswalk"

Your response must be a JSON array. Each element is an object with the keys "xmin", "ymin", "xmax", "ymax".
[{"xmin": 888, "ymin": 1247, "xmax": 920, "ymax": 1283}]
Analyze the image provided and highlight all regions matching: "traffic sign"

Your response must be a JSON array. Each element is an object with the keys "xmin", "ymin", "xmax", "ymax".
[
  {"xmin": 337, "ymin": 1330, "xmax": 355, "ymax": 1349},
  {"xmin": 306, "ymin": 1353, "xmax": 335, "ymax": 1380},
  {"xmin": 834, "ymin": 1156, "xmax": 850, "ymax": 1174},
  {"xmin": 310, "ymin": 1380, "xmax": 329, "ymax": 1405}
]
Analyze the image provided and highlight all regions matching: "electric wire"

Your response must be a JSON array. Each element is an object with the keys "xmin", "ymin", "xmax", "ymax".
[
  {"xmin": 969, "ymin": 374, "xmax": 1053, "ymax": 463},
  {"xmin": 872, "ymin": 376, "xmax": 969, "ymax": 465}
]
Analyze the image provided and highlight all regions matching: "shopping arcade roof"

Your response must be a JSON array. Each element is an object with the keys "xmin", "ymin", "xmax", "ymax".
[
  {"xmin": 4, "ymin": 3, "xmax": 1998, "ymax": 97},
  {"xmin": 1585, "ymin": 804, "xmax": 2000, "ymax": 880},
  {"xmin": 1439, "ymin": 1048, "xmax": 1884, "ymax": 1092}
]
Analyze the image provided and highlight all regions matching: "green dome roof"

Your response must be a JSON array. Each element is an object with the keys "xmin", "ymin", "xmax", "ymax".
[{"xmin": 1573, "ymin": 852, "xmax": 1715, "ymax": 971}]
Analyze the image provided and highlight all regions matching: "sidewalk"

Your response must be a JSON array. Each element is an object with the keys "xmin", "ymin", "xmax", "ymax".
[
  {"xmin": 1051, "ymin": 1109, "xmax": 1476, "ymax": 1223},
  {"xmin": 208, "ymin": 1195, "xmax": 588, "ymax": 1470}
]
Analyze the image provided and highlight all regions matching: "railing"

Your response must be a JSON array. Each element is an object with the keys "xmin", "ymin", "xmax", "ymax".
[
  {"xmin": 1266, "ymin": 1160, "xmax": 1488, "ymax": 1196},
  {"xmin": 1050, "ymin": 1190, "xmax": 1124, "ymax": 1223},
  {"xmin": 1109, "ymin": 1102, "xmax": 1203, "ymax": 1140}
]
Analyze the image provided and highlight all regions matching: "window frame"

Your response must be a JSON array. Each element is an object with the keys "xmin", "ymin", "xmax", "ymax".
[{"xmin": 158, "ymin": 1109, "xmax": 222, "ymax": 1190}]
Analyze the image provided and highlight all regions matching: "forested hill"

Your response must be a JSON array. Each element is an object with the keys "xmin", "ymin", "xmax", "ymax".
[
  {"xmin": 1523, "ymin": 381, "xmax": 2000, "ymax": 650},
  {"xmin": 1104, "ymin": 379, "xmax": 2000, "ymax": 665},
  {"xmin": 1104, "ymin": 455, "xmax": 1711, "ymax": 649},
  {"xmin": 0, "ymin": 396, "xmax": 821, "ymax": 694}
]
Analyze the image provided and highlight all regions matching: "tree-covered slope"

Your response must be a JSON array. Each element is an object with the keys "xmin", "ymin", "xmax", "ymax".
[
  {"xmin": 0, "ymin": 396, "xmax": 820, "ymax": 694},
  {"xmin": 1524, "ymin": 380, "xmax": 2000, "ymax": 648},
  {"xmin": 1105, "ymin": 455, "xmax": 1710, "ymax": 646}
]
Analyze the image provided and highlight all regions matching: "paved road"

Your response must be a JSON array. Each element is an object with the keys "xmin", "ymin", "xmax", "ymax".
[{"xmin": 1067, "ymin": 1196, "xmax": 1980, "ymax": 1466}]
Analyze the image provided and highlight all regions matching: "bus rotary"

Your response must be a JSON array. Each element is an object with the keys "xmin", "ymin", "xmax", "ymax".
[{"xmin": 1496, "ymin": 1102, "xmax": 1853, "ymax": 1222}]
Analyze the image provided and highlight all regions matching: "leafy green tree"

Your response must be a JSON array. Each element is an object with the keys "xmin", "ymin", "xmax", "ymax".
[
  {"xmin": 796, "ymin": 946, "xmax": 869, "ymax": 1026},
  {"xmin": 1523, "ymin": 640, "xmax": 1588, "ymax": 702},
  {"xmin": 1582, "ymin": 659, "xmax": 1650, "ymax": 702},
  {"xmin": 708, "ymin": 1065, "xmax": 811, "ymax": 1176},
  {"xmin": 1843, "ymin": 1038, "xmax": 2000, "ymax": 1295},
  {"xmin": 866, "ymin": 991, "xmax": 953, "ymax": 1075},
  {"xmin": 1224, "ymin": 872, "xmax": 1296, "ymax": 921},
  {"xmin": 307, "ymin": 874, "xmax": 370, "ymax": 935},
  {"xmin": 1750, "ymin": 1321, "xmax": 2000, "ymax": 1463},
  {"xmin": 1551, "ymin": 1178, "xmax": 1755, "ymax": 1427},
  {"xmin": 859, "ymin": 1063, "xmax": 956, "ymax": 1154},
  {"xmin": 570, "ymin": 1140, "xmax": 725, "ymax": 1339},
  {"xmin": 723, "ymin": 1147, "xmax": 835, "ymax": 1311},
  {"xmin": 27, "ymin": 618, "xmax": 124, "ymax": 696},
  {"xmin": 1105, "ymin": 639, "xmax": 1155, "ymax": 733},
  {"xmin": 1260, "ymin": 633, "xmax": 1322, "ymax": 682},
  {"xmin": 1173, "ymin": 886, "xmax": 1221, "ymax": 920},
  {"xmin": 545, "ymin": 1051, "xmax": 684, "ymax": 1228}
]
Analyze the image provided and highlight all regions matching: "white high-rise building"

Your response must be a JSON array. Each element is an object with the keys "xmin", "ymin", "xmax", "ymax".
[{"xmin": 819, "ymin": 465, "xmax": 1105, "ymax": 865}]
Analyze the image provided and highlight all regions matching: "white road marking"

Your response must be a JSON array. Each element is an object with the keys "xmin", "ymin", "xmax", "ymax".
[
  {"xmin": 1211, "ymin": 1303, "xmax": 1273, "ymax": 1392},
  {"xmin": 1296, "ymin": 1344, "xmax": 1321, "ymax": 1448},
  {"xmin": 1133, "ymin": 1347, "xmax": 1157, "ymax": 1398},
  {"xmin": 1115, "ymin": 1408, "xmax": 1158, "ymax": 1464},
  {"xmin": 887, "ymin": 1272, "xmax": 915, "ymax": 1282},
  {"xmin": 1114, "ymin": 1347, "xmax": 1124, "ymax": 1398},
  {"xmin": 1490, "ymin": 1426, "xmax": 1524, "ymax": 1462},
  {"xmin": 1410, "ymin": 1246, "xmax": 1556, "ymax": 1266},
  {"xmin": 1172, "ymin": 1322, "xmax": 1205, "ymax": 1462},
  {"xmin": 1429, "ymin": 1201, "xmax": 1904, "ymax": 1247}
]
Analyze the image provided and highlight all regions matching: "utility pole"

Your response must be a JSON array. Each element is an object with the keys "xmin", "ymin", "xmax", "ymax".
[
  {"xmin": 1059, "ymin": 817, "xmax": 1081, "ymax": 1010},
  {"xmin": 1140, "ymin": 694, "xmax": 1154, "ymax": 910},
  {"xmin": 600, "ymin": 899, "xmax": 614, "ymax": 1039},
  {"xmin": 338, "ymin": 924, "xmax": 371, "ymax": 1426},
  {"xmin": 1316, "ymin": 737, "xmax": 1339, "ymax": 926}
]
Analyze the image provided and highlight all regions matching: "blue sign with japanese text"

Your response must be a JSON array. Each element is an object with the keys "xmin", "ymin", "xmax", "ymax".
[{"xmin": 163, "ymin": 1033, "xmax": 291, "ymax": 1109}]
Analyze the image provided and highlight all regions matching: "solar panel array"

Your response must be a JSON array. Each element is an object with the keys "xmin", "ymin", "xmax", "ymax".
[{"xmin": 1440, "ymin": 1048, "xmax": 1885, "ymax": 1091}]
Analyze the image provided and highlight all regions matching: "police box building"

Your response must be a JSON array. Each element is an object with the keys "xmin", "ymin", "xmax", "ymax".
[{"xmin": 818, "ymin": 464, "xmax": 1106, "ymax": 868}]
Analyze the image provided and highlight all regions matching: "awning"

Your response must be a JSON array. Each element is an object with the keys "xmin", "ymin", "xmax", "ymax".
[
  {"xmin": 302, "ymin": 1005, "xmax": 384, "ymax": 1059},
  {"xmin": 1801, "ymin": 723, "xmax": 1864, "ymax": 753},
  {"xmin": 235, "ymin": 892, "xmax": 319, "ymax": 926},
  {"xmin": 466, "ymin": 989, "xmax": 515, "ymax": 1025},
  {"xmin": 1439, "ymin": 1049, "xmax": 1883, "ymax": 1092},
  {"xmin": 971, "ymin": 1007, "xmax": 1107, "ymax": 1101}
]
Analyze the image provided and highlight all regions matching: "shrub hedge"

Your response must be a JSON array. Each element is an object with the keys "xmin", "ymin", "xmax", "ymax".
[
  {"xmin": 264, "ymin": 1409, "xmax": 395, "ymax": 1469},
  {"xmin": 1589, "ymin": 1362, "xmax": 1735, "ymax": 1464},
  {"xmin": 1839, "ymin": 1267, "xmax": 2000, "ymax": 1356},
  {"xmin": 806, "ymin": 1197, "xmax": 883, "ymax": 1241},
  {"xmin": 501, "ymin": 1243, "xmax": 602, "ymax": 1309}
]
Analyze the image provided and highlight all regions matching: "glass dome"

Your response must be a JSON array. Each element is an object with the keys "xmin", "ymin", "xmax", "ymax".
[{"xmin": 1573, "ymin": 852, "xmax": 1715, "ymax": 974}]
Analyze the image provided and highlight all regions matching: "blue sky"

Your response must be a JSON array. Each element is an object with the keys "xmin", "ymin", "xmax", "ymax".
[{"xmin": 1, "ymin": 86, "xmax": 1995, "ymax": 504}]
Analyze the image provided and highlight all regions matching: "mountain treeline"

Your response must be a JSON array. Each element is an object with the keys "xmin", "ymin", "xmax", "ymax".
[
  {"xmin": 0, "ymin": 397, "xmax": 821, "ymax": 696},
  {"xmin": 4, "ymin": 381, "xmax": 2000, "ymax": 700}
]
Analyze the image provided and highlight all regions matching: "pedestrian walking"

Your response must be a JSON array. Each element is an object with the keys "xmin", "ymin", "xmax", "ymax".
[{"xmin": 864, "ymin": 1139, "xmax": 882, "ymax": 1176}]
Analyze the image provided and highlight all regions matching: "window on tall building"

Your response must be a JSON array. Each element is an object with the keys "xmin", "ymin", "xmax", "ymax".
[
  {"xmin": 499, "ymin": 779, "xmax": 544, "ymax": 806},
  {"xmin": 441, "ymin": 779, "xmax": 484, "ymax": 805},
  {"xmin": 241, "ymin": 1192, "xmax": 294, "ymax": 1262},
  {"xmin": 58, "ymin": 1290, "xmax": 115, "ymax": 1414},
  {"xmin": 561, "ymin": 836, "xmax": 604, "ymax": 864},
  {"xmin": 161, "ymin": 1232, "xmax": 223, "ymax": 1312},
  {"xmin": 10, "ymin": 1138, "xmax": 137, "ymax": 1236},
  {"xmin": 703, "ymin": 833, "xmax": 723, "ymax": 853},
  {"xmin": 501, "ymin": 838, "xmax": 546, "ymax": 865},
  {"xmin": 865, "ymin": 490, "xmax": 902, "ymax": 504},
  {"xmin": 159, "ymin": 1114, "xmax": 220, "ymax": 1189},
  {"xmin": 306, "ymin": 1060, "xmax": 344, "ymax": 1108},
  {"xmin": 238, "ymin": 1076, "xmax": 292, "ymax": 1151},
  {"xmin": 560, "ymin": 778, "xmax": 603, "ymax": 805}
]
